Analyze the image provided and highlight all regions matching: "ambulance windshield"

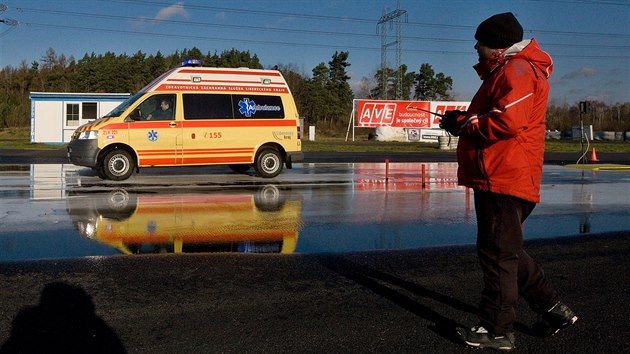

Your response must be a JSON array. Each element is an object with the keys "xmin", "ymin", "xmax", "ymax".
[{"xmin": 104, "ymin": 92, "xmax": 145, "ymax": 118}]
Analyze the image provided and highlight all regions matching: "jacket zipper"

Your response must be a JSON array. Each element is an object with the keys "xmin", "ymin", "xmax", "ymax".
[{"xmin": 476, "ymin": 143, "xmax": 491, "ymax": 191}]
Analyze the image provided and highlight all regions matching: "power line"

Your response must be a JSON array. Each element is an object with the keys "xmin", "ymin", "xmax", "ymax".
[
  {"xmin": 9, "ymin": 6, "xmax": 630, "ymax": 50},
  {"xmin": 6, "ymin": 2, "xmax": 630, "ymax": 41},
  {"xmin": 0, "ymin": 26, "xmax": 15, "ymax": 38},
  {"xmin": 18, "ymin": 21, "xmax": 465, "ymax": 55},
  {"xmin": 0, "ymin": 15, "xmax": 17, "ymax": 38},
  {"xmin": 526, "ymin": 0, "xmax": 630, "ymax": 5},
  {"xmin": 17, "ymin": 21, "xmax": 630, "ymax": 60},
  {"xmin": 96, "ymin": 0, "xmax": 630, "ymax": 39},
  {"xmin": 2, "ymin": 2, "xmax": 628, "ymax": 62}
]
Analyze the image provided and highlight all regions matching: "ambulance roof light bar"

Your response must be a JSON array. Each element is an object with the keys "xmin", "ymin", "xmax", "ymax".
[{"xmin": 181, "ymin": 59, "xmax": 203, "ymax": 67}]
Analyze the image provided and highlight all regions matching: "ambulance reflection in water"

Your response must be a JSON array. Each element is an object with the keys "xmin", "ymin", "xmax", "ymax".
[{"xmin": 66, "ymin": 185, "xmax": 302, "ymax": 254}]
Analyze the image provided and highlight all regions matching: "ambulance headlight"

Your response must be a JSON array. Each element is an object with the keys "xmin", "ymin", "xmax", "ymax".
[{"xmin": 78, "ymin": 130, "xmax": 98, "ymax": 140}]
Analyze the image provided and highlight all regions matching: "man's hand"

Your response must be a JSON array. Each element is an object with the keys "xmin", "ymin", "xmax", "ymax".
[{"xmin": 439, "ymin": 110, "xmax": 465, "ymax": 136}]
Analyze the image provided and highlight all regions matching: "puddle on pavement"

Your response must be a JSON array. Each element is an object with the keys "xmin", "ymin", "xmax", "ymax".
[
  {"xmin": 0, "ymin": 163, "xmax": 629, "ymax": 261},
  {"xmin": 65, "ymin": 185, "xmax": 301, "ymax": 255}
]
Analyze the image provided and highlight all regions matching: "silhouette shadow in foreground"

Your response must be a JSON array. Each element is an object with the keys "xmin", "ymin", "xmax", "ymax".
[
  {"xmin": 317, "ymin": 256, "xmax": 530, "ymax": 345},
  {"xmin": 0, "ymin": 282, "xmax": 126, "ymax": 354}
]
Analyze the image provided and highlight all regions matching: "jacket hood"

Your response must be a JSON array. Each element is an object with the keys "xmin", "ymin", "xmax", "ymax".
[
  {"xmin": 505, "ymin": 39, "xmax": 553, "ymax": 78},
  {"xmin": 474, "ymin": 38, "xmax": 553, "ymax": 79}
]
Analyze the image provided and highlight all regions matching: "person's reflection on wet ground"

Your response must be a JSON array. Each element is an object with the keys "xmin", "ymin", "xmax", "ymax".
[{"xmin": 0, "ymin": 282, "xmax": 125, "ymax": 354}]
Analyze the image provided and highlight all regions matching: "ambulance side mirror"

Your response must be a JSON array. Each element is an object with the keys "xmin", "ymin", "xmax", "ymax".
[{"xmin": 125, "ymin": 108, "xmax": 142, "ymax": 122}]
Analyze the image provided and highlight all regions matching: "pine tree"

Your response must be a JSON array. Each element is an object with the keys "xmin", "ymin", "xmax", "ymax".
[{"xmin": 413, "ymin": 63, "xmax": 453, "ymax": 101}]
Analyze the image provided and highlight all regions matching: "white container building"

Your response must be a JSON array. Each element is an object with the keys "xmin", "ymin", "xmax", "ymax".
[{"xmin": 29, "ymin": 92, "xmax": 130, "ymax": 144}]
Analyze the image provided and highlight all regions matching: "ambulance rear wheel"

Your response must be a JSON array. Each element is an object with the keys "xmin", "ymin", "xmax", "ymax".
[
  {"xmin": 254, "ymin": 148, "xmax": 283, "ymax": 178},
  {"xmin": 102, "ymin": 150, "xmax": 135, "ymax": 181}
]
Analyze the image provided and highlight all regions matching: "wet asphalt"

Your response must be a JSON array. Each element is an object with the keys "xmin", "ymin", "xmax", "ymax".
[
  {"xmin": 2, "ymin": 148, "xmax": 630, "ymax": 165},
  {"xmin": 0, "ymin": 149, "xmax": 629, "ymax": 353}
]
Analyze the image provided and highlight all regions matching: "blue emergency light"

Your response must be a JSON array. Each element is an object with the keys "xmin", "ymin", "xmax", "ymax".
[{"xmin": 181, "ymin": 59, "xmax": 203, "ymax": 67}]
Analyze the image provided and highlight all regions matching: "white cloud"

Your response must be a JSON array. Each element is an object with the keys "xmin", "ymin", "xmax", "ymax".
[
  {"xmin": 154, "ymin": 2, "xmax": 189, "ymax": 22},
  {"xmin": 133, "ymin": 2, "xmax": 189, "ymax": 27}
]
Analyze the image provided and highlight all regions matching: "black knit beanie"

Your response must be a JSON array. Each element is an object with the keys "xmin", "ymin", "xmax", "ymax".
[{"xmin": 475, "ymin": 12, "xmax": 523, "ymax": 49}]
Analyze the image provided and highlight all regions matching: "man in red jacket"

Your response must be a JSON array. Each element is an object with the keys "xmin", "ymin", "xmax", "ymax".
[{"xmin": 442, "ymin": 13, "xmax": 578, "ymax": 350}]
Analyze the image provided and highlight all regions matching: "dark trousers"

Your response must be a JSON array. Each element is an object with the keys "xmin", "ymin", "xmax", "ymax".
[{"xmin": 474, "ymin": 189, "xmax": 559, "ymax": 334}]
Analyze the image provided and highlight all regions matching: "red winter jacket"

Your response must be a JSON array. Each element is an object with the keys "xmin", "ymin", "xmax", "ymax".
[{"xmin": 455, "ymin": 39, "xmax": 553, "ymax": 203}]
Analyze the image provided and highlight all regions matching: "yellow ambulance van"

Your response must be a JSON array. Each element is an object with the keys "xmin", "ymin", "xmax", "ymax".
[{"xmin": 67, "ymin": 60, "xmax": 303, "ymax": 180}]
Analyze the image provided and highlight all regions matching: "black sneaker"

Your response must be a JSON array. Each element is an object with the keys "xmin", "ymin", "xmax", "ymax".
[
  {"xmin": 458, "ymin": 325, "xmax": 515, "ymax": 351},
  {"xmin": 532, "ymin": 301, "xmax": 578, "ymax": 337}
]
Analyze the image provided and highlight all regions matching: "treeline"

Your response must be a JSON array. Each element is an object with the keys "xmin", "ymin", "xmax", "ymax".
[
  {"xmin": 0, "ymin": 46, "xmax": 451, "ymax": 131},
  {"xmin": 1, "ymin": 47, "xmax": 629, "ymax": 132},
  {"xmin": 0, "ymin": 47, "xmax": 269, "ymax": 128},
  {"xmin": 547, "ymin": 100, "xmax": 630, "ymax": 133}
]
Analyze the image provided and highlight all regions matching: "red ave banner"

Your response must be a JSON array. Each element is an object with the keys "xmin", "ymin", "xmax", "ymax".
[{"xmin": 355, "ymin": 100, "xmax": 469, "ymax": 129}]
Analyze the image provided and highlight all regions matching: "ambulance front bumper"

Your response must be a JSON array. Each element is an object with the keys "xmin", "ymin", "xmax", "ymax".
[{"xmin": 67, "ymin": 139, "xmax": 100, "ymax": 168}]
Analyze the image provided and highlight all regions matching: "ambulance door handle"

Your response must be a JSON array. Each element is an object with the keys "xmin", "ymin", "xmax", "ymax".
[{"xmin": 169, "ymin": 122, "xmax": 177, "ymax": 128}]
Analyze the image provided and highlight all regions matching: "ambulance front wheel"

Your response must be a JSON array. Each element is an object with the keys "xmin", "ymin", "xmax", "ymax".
[
  {"xmin": 101, "ymin": 149, "xmax": 135, "ymax": 181},
  {"xmin": 254, "ymin": 147, "xmax": 283, "ymax": 178}
]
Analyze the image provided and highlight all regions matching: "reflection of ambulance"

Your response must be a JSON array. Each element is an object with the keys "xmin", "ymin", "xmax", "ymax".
[
  {"xmin": 67, "ymin": 59, "xmax": 303, "ymax": 180},
  {"xmin": 67, "ymin": 186, "xmax": 302, "ymax": 254}
]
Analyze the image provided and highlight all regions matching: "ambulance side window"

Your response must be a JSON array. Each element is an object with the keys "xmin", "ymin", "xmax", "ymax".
[
  {"xmin": 138, "ymin": 94, "xmax": 175, "ymax": 121},
  {"xmin": 183, "ymin": 94, "xmax": 233, "ymax": 120},
  {"xmin": 233, "ymin": 95, "xmax": 285, "ymax": 119}
]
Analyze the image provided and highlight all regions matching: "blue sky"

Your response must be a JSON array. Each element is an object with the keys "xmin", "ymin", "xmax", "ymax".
[{"xmin": 1, "ymin": 0, "xmax": 628, "ymax": 104}]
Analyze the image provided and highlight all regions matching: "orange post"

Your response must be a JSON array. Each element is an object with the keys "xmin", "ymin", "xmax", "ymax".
[{"xmin": 421, "ymin": 164, "xmax": 426, "ymax": 189}]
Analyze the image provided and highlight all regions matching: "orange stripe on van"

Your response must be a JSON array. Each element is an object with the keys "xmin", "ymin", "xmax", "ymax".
[
  {"xmin": 135, "ymin": 204, "xmax": 252, "ymax": 215},
  {"xmin": 166, "ymin": 79, "xmax": 286, "ymax": 86},
  {"xmin": 101, "ymin": 231, "xmax": 294, "ymax": 243},
  {"xmin": 100, "ymin": 120, "xmax": 294, "ymax": 131},
  {"xmin": 183, "ymin": 156, "xmax": 252, "ymax": 165},
  {"xmin": 138, "ymin": 195, "xmax": 251, "ymax": 204},
  {"xmin": 140, "ymin": 155, "xmax": 252, "ymax": 166},
  {"xmin": 99, "ymin": 122, "xmax": 181, "ymax": 130},
  {"xmin": 136, "ymin": 149, "xmax": 177, "ymax": 154},
  {"xmin": 137, "ymin": 151, "xmax": 179, "ymax": 156},
  {"xmin": 138, "ymin": 158, "xmax": 178, "ymax": 165},
  {"xmin": 181, "ymin": 148, "xmax": 254, "ymax": 155},
  {"xmin": 137, "ymin": 148, "xmax": 254, "ymax": 156},
  {"xmin": 154, "ymin": 84, "xmax": 289, "ymax": 93},
  {"xmin": 100, "ymin": 123, "xmax": 129, "ymax": 130}
]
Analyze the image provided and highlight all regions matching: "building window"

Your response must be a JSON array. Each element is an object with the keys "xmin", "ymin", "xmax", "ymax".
[
  {"xmin": 82, "ymin": 102, "xmax": 97, "ymax": 121},
  {"xmin": 66, "ymin": 103, "xmax": 80, "ymax": 126}
]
